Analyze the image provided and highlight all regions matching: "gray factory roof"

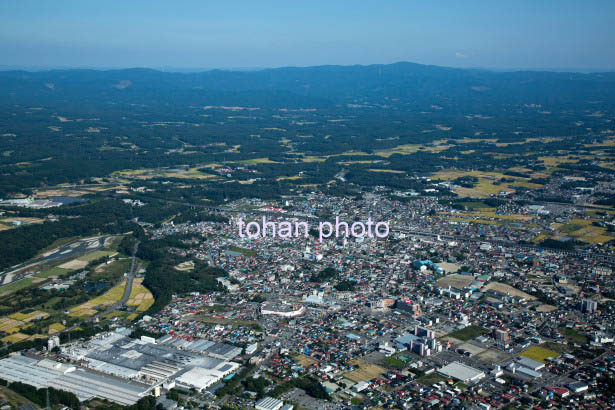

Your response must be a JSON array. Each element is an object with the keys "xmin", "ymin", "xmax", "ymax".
[
  {"xmin": 86, "ymin": 337, "xmax": 211, "ymax": 370},
  {"xmin": 206, "ymin": 342, "xmax": 242, "ymax": 359},
  {"xmin": 0, "ymin": 355, "xmax": 148, "ymax": 406},
  {"xmin": 255, "ymin": 396, "xmax": 284, "ymax": 410}
]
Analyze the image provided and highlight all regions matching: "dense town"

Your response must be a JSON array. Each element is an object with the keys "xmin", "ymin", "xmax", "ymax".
[{"xmin": 3, "ymin": 181, "xmax": 614, "ymax": 410}]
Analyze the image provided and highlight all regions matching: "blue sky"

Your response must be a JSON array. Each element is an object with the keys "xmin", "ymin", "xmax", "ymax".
[{"xmin": 0, "ymin": 1, "xmax": 613, "ymax": 70}]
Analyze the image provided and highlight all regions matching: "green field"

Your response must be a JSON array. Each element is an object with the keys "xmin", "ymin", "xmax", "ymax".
[
  {"xmin": 444, "ymin": 325, "xmax": 490, "ymax": 341},
  {"xmin": 560, "ymin": 327, "xmax": 589, "ymax": 345},
  {"xmin": 35, "ymin": 267, "xmax": 72, "ymax": 279},
  {"xmin": 382, "ymin": 356, "xmax": 406, "ymax": 370},
  {"xmin": 519, "ymin": 346, "xmax": 560, "ymax": 363},
  {"xmin": 540, "ymin": 342, "xmax": 572, "ymax": 355},
  {"xmin": 90, "ymin": 258, "xmax": 131, "ymax": 281},
  {"xmin": 0, "ymin": 277, "xmax": 38, "ymax": 294},
  {"xmin": 78, "ymin": 250, "xmax": 115, "ymax": 262},
  {"xmin": 228, "ymin": 246, "xmax": 258, "ymax": 257},
  {"xmin": 416, "ymin": 373, "xmax": 447, "ymax": 385}
]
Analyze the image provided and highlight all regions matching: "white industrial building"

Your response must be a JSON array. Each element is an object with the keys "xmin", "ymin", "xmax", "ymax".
[
  {"xmin": 438, "ymin": 362, "xmax": 485, "ymax": 383},
  {"xmin": 507, "ymin": 362, "xmax": 542, "ymax": 379},
  {"xmin": 10, "ymin": 330, "xmax": 246, "ymax": 405},
  {"xmin": 245, "ymin": 342, "xmax": 258, "ymax": 355},
  {"xmin": 517, "ymin": 357, "xmax": 545, "ymax": 371},
  {"xmin": 0, "ymin": 355, "xmax": 151, "ymax": 405},
  {"xmin": 174, "ymin": 361, "xmax": 239, "ymax": 391}
]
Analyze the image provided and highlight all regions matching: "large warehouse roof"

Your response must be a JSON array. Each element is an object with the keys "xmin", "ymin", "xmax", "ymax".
[
  {"xmin": 0, "ymin": 355, "xmax": 149, "ymax": 406},
  {"xmin": 438, "ymin": 361, "xmax": 485, "ymax": 383}
]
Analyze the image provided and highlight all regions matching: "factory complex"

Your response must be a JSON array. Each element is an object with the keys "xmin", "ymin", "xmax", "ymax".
[{"xmin": 0, "ymin": 330, "xmax": 243, "ymax": 405}]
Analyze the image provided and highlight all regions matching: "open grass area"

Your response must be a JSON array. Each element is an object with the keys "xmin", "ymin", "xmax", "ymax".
[
  {"xmin": 436, "ymin": 274, "xmax": 474, "ymax": 289},
  {"xmin": 444, "ymin": 325, "xmax": 490, "ymax": 341},
  {"xmin": 382, "ymin": 356, "xmax": 407, "ymax": 370},
  {"xmin": 560, "ymin": 327, "xmax": 589, "ymax": 345},
  {"xmin": 0, "ymin": 277, "xmax": 39, "ymax": 295},
  {"xmin": 540, "ymin": 342, "xmax": 572, "ymax": 355},
  {"xmin": 92, "ymin": 258, "xmax": 131, "ymax": 281},
  {"xmin": 228, "ymin": 246, "xmax": 258, "ymax": 257},
  {"xmin": 293, "ymin": 354, "xmax": 318, "ymax": 368},
  {"xmin": 35, "ymin": 266, "xmax": 73, "ymax": 279},
  {"xmin": 519, "ymin": 346, "xmax": 560, "ymax": 363},
  {"xmin": 345, "ymin": 359, "xmax": 387, "ymax": 382},
  {"xmin": 416, "ymin": 373, "xmax": 447, "ymax": 386},
  {"xmin": 482, "ymin": 282, "xmax": 535, "ymax": 300},
  {"xmin": 77, "ymin": 250, "xmax": 115, "ymax": 262}
]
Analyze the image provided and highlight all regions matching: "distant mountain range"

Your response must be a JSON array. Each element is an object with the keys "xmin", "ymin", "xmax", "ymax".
[{"xmin": 1, "ymin": 62, "xmax": 614, "ymax": 109}]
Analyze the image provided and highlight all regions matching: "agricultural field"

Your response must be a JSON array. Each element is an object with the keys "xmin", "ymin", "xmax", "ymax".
[
  {"xmin": 432, "ymin": 170, "xmax": 543, "ymax": 198},
  {"xmin": 553, "ymin": 218, "xmax": 614, "ymax": 244},
  {"xmin": 0, "ymin": 217, "xmax": 46, "ymax": 231},
  {"xmin": 48, "ymin": 322, "xmax": 66, "ymax": 334},
  {"xmin": 125, "ymin": 278, "xmax": 155, "ymax": 312},
  {"xmin": 113, "ymin": 165, "xmax": 218, "ymax": 180},
  {"xmin": 69, "ymin": 279, "xmax": 126, "ymax": 317},
  {"xmin": 1, "ymin": 332, "xmax": 30, "ymax": 343},
  {"xmin": 0, "ymin": 310, "xmax": 49, "ymax": 342}
]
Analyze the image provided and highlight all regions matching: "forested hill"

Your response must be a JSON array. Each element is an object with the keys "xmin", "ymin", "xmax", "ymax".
[
  {"xmin": 1, "ymin": 62, "xmax": 614, "ymax": 108},
  {"xmin": 1, "ymin": 62, "xmax": 614, "ymax": 196}
]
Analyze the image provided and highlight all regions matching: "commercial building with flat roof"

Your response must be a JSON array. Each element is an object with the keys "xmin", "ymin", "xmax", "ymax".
[
  {"xmin": 517, "ymin": 356, "xmax": 545, "ymax": 371},
  {"xmin": 438, "ymin": 361, "xmax": 485, "ymax": 383},
  {"xmin": 174, "ymin": 361, "xmax": 240, "ymax": 391}
]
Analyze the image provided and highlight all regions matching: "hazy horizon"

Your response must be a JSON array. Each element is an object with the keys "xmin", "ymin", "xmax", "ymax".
[
  {"xmin": 1, "ymin": 1, "xmax": 613, "ymax": 71},
  {"xmin": 0, "ymin": 61, "xmax": 613, "ymax": 75}
]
